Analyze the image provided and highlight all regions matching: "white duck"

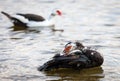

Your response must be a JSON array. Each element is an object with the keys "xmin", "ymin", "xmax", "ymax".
[{"xmin": 1, "ymin": 10, "xmax": 62, "ymax": 27}]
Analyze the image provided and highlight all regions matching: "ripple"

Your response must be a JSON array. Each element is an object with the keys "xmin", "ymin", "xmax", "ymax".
[
  {"xmin": 38, "ymin": 0, "xmax": 56, "ymax": 3},
  {"xmin": 103, "ymin": 23, "xmax": 115, "ymax": 26},
  {"xmin": 3, "ymin": 74, "xmax": 44, "ymax": 81}
]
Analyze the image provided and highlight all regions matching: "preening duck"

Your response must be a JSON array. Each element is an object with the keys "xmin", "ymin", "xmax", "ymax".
[
  {"xmin": 38, "ymin": 41, "xmax": 104, "ymax": 71},
  {"xmin": 1, "ymin": 10, "xmax": 62, "ymax": 27}
]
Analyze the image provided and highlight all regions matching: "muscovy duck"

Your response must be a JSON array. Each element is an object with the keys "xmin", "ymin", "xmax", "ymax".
[
  {"xmin": 1, "ymin": 10, "xmax": 62, "ymax": 27},
  {"xmin": 38, "ymin": 42, "xmax": 104, "ymax": 71}
]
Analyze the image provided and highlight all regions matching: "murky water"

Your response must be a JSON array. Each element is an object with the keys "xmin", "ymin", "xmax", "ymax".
[{"xmin": 0, "ymin": 0, "xmax": 120, "ymax": 81}]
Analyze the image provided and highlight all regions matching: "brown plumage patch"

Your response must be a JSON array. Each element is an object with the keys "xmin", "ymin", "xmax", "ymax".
[{"xmin": 17, "ymin": 13, "xmax": 45, "ymax": 21}]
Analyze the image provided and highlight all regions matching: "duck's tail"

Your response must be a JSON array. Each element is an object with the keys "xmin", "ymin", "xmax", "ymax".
[{"xmin": 1, "ymin": 11, "xmax": 11, "ymax": 19}]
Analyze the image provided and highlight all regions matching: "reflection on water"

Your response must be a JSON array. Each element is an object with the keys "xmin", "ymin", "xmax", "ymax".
[
  {"xmin": 0, "ymin": 0, "xmax": 120, "ymax": 81},
  {"xmin": 44, "ymin": 67, "xmax": 104, "ymax": 81},
  {"xmin": 11, "ymin": 26, "xmax": 41, "ymax": 33},
  {"xmin": 11, "ymin": 26, "xmax": 28, "ymax": 31},
  {"xmin": 11, "ymin": 25, "xmax": 64, "ymax": 33}
]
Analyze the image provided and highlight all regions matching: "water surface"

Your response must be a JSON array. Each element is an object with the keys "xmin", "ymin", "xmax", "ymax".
[{"xmin": 0, "ymin": 0, "xmax": 120, "ymax": 81}]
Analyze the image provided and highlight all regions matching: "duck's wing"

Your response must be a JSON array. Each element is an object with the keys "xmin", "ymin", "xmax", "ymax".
[{"xmin": 17, "ymin": 13, "xmax": 45, "ymax": 21}]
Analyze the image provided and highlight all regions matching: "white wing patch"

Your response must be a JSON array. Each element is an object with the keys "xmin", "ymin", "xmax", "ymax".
[
  {"xmin": 12, "ymin": 15, "xmax": 29, "ymax": 23},
  {"xmin": 27, "ymin": 20, "xmax": 54, "ymax": 27}
]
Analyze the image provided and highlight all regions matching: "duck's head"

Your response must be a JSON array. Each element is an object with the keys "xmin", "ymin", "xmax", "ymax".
[
  {"xmin": 51, "ymin": 10, "xmax": 62, "ymax": 16},
  {"xmin": 63, "ymin": 41, "xmax": 85, "ymax": 55},
  {"xmin": 63, "ymin": 42, "xmax": 76, "ymax": 55}
]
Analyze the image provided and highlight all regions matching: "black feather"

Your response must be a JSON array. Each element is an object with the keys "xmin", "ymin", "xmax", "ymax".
[{"xmin": 17, "ymin": 13, "xmax": 45, "ymax": 21}]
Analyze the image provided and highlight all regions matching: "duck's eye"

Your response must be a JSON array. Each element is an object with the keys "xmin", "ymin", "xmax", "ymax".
[{"xmin": 51, "ymin": 13, "xmax": 56, "ymax": 16}]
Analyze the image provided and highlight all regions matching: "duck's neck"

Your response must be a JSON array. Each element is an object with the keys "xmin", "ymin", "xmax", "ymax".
[{"xmin": 48, "ymin": 14, "xmax": 55, "ymax": 21}]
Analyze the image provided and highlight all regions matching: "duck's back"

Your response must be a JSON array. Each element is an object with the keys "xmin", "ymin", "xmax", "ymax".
[
  {"xmin": 17, "ymin": 13, "xmax": 45, "ymax": 21},
  {"xmin": 83, "ymin": 50, "xmax": 104, "ymax": 67}
]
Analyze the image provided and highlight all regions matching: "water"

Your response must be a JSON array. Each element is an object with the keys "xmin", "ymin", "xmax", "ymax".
[{"xmin": 0, "ymin": 0, "xmax": 120, "ymax": 81}]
